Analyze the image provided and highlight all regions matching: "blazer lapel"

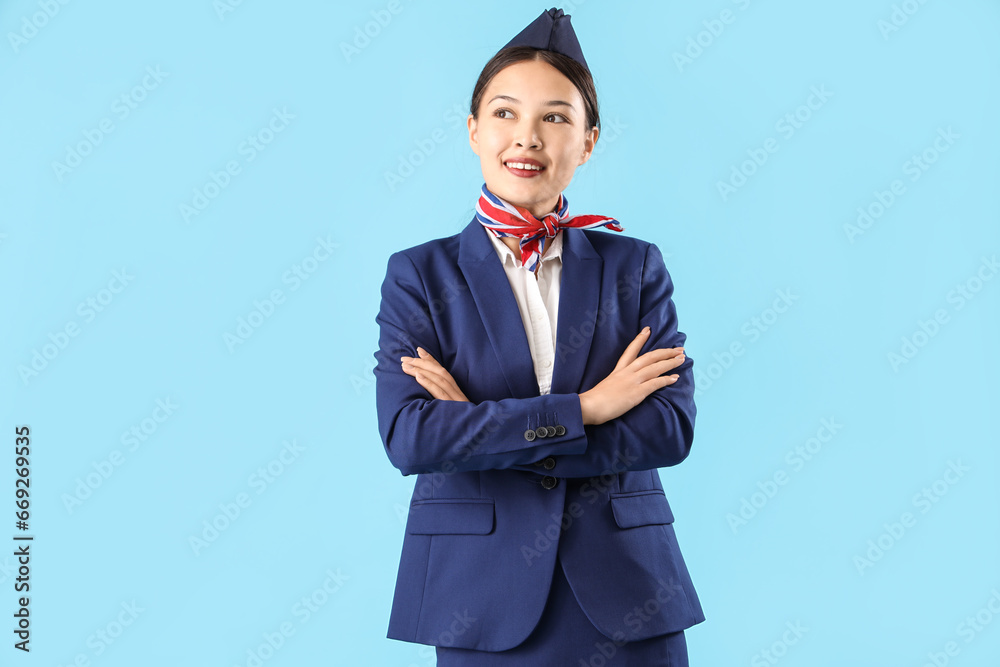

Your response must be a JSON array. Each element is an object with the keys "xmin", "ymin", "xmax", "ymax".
[
  {"xmin": 457, "ymin": 217, "xmax": 603, "ymax": 399},
  {"xmin": 458, "ymin": 219, "xmax": 539, "ymax": 398}
]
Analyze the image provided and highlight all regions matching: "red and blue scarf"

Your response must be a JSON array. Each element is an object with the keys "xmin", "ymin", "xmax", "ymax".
[{"xmin": 475, "ymin": 183, "xmax": 624, "ymax": 272}]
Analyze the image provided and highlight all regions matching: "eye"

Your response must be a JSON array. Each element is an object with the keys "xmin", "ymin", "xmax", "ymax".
[
  {"xmin": 546, "ymin": 113, "xmax": 569, "ymax": 123},
  {"xmin": 493, "ymin": 108, "xmax": 514, "ymax": 119}
]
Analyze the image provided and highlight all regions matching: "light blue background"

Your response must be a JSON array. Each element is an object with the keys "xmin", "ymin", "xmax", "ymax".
[{"xmin": 1, "ymin": 0, "xmax": 998, "ymax": 665}]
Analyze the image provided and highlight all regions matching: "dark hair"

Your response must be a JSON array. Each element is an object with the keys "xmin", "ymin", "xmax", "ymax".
[{"xmin": 470, "ymin": 46, "xmax": 601, "ymax": 139}]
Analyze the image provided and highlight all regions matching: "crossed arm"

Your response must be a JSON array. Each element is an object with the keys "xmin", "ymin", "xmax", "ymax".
[
  {"xmin": 399, "ymin": 330, "xmax": 683, "ymax": 427},
  {"xmin": 376, "ymin": 243, "xmax": 697, "ymax": 478}
]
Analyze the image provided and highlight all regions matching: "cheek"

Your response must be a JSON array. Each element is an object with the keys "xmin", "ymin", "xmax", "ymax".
[
  {"xmin": 554, "ymin": 147, "xmax": 583, "ymax": 172},
  {"xmin": 553, "ymin": 137, "xmax": 584, "ymax": 160},
  {"xmin": 480, "ymin": 128, "xmax": 509, "ymax": 154}
]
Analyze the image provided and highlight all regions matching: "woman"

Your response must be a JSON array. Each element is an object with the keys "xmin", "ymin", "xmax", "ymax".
[{"xmin": 374, "ymin": 8, "xmax": 704, "ymax": 665}]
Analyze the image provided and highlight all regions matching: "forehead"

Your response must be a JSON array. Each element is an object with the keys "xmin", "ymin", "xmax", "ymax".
[{"xmin": 484, "ymin": 59, "xmax": 581, "ymax": 103}]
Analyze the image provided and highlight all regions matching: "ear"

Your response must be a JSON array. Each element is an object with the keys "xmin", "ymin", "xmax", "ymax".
[
  {"xmin": 467, "ymin": 114, "xmax": 480, "ymax": 156},
  {"xmin": 578, "ymin": 126, "xmax": 600, "ymax": 166}
]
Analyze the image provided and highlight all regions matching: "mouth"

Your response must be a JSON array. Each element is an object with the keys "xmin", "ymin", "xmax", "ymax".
[{"xmin": 503, "ymin": 160, "xmax": 546, "ymax": 178}]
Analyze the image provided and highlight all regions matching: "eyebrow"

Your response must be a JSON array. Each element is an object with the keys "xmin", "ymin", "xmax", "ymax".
[{"xmin": 487, "ymin": 94, "xmax": 576, "ymax": 110}]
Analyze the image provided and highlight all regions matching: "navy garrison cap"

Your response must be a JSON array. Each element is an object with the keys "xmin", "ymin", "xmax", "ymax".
[{"xmin": 500, "ymin": 7, "xmax": 590, "ymax": 73}]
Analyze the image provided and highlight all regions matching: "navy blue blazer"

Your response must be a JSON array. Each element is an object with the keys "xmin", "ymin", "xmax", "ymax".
[{"xmin": 374, "ymin": 217, "xmax": 705, "ymax": 651}]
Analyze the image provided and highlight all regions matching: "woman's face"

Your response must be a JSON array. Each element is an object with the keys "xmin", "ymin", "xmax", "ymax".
[{"xmin": 468, "ymin": 59, "xmax": 598, "ymax": 219}]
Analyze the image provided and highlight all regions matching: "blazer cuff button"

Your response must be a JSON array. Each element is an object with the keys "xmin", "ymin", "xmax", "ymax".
[{"xmin": 524, "ymin": 429, "xmax": 536, "ymax": 441}]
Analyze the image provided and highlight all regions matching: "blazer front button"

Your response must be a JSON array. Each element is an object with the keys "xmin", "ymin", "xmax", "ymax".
[
  {"xmin": 555, "ymin": 425, "xmax": 566, "ymax": 436},
  {"xmin": 524, "ymin": 429, "xmax": 536, "ymax": 441},
  {"xmin": 541, "ymin": 475, "xmax": 558, "ymax": 489},
  {"xmin": 541, "ymin": 456, "xmax": 556, "ymax": 470}
]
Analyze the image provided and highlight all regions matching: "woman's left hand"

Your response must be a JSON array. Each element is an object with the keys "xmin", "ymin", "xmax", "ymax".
[{"xmin": 400, "ymin": 348, "xmax": 471, "ymax": 402}]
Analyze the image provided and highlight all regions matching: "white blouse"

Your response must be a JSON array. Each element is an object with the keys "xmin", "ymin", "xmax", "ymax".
[{"xmin": 483, "ymin": 225, "xmax": 564, "ymax": 395}]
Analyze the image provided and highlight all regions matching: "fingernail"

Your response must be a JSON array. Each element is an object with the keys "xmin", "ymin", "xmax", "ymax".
[
  {"xmin": 416, "ymin": 347, "xmax": 426, "ymax": 355},
  {"xmin": 642, "ymin": 326, "xmax": 650, "ymax": 333}
]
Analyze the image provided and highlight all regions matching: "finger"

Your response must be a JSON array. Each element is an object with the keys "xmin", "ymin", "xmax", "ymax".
[
  {"xmin": 441, "ymin": 377, "xmax": 469, "ymax": 402},
  {"xmin": 428, "ymin": 372, "xmax": 464, "ymax": 401},
  {"xmin": 615, "ymin": 327, "xmax": 652, "ymax": 371},
  {"xmin": 405, "ymin": 357, "xmax": 467, "ymax": 400},
  {"xmin": 635, "ymin": 357, "xmax": 685, "ymax": 383},
  {"xmin": 446, "ymin": 383, "xmax": 470, "ymax": 402},
  {"xmin": 641, "ymin": 373, "xmax": 680, "ymax": 394},
  {"xmin": 402, "ymin": 354, "xmax": 442, "ymax": 368},
  {"xmin": 630, "ymin": 347, "xmax": 684, "ymax": 370},
  {"xmin": 402, "ymin": 357, "xmax": 451, "ymax": 381},
  {"xmin": 414, "ymin": 371, "xmax": 455, "ymax": 401},
  {"xmin": 401, "ymin": 350, "xmax": 442, "ymax": 368},
  {"xmin": 407, "ymin": 365, "xmax": 459, "ymax": 396},
  {"xmin": 401, "ymin": 361, "xmax": 429, "ymax": 379},
  {"xmin": 658, "ymin": 374, "xmax": 680, "ymax": 388},
  {"xmin": 659, "ymin": 351, "xmax": 686, "ymax": 369},
  {"xmin": 418, "ymin": 370, "xmax": 467, "ymax": 402},
  {"xmin": 408, "ymin": 368, "xmax": 435, "ymax": 392}
]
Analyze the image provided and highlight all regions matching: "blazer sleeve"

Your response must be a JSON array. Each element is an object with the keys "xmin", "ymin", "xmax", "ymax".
[
  {"xmin": 373, "ymin": 250, "xmax": 590, "ymax": 477},
  {"xmin": 509, "ymin": 242, "xmax": 697, "ymax": 478}
]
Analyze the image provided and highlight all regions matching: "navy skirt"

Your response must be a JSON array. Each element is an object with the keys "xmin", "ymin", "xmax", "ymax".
[{"xmin": 435, "ymin": 553, "xmax": 688, "ymax": 666}]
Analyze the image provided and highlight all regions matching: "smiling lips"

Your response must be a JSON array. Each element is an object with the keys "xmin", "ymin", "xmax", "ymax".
[{"xmin": 504, "ymin": 158, "xmax": 546, "ymax": 178}]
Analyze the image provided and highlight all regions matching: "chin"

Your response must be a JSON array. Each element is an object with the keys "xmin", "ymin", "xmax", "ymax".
[{"xmin": 500, "ymin": 181, "xmax": 548, "ymax": 200}]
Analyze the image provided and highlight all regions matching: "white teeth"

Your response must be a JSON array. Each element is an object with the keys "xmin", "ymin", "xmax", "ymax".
[{"xmin": 506, "ymin": 162, "xmax": 542, "ymax": 171}]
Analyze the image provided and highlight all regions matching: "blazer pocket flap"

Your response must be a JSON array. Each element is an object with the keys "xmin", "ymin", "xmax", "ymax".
[
  {"xmin": 406, "ymin": 499, "xmax": 496, "ymax": 535},
  {"xmin": 610, "ymin": 491, "xmax": 674, "ymax": 528}
]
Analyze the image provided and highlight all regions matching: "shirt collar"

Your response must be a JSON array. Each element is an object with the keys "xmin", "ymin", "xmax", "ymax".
[{"xmin": 484, "ymin": 225, "xmax": 564, "ymax": 270}]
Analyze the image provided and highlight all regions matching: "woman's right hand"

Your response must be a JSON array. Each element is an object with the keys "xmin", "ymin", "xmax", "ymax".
[{"xmin": 578, "ymin": 327, "xmax": 685, "ymax": 426}]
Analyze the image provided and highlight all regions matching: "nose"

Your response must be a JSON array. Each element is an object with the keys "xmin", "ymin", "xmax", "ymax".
[{"xmin": 514, "ymin": 117, "xmax": 542, "ymax": 149}]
